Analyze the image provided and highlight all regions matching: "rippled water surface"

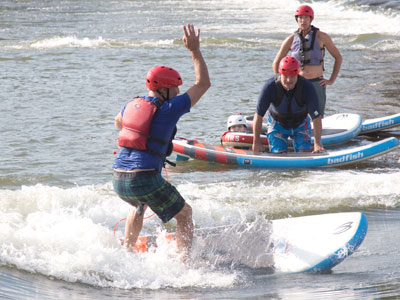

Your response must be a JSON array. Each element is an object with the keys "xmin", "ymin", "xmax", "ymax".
[{"xmin": 1, "ymin": 0, "xmax": 400, "ymax": 299}]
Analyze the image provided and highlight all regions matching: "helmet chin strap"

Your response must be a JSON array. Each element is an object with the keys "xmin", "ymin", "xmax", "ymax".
[{"xmin": 156, "ymin": 88, "xmax": 169, "ymax": 101}]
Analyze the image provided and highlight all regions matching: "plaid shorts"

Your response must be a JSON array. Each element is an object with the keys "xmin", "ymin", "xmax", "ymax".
[{"xmin": 113, "ymin": 170, "xmax": 186, "ymax": 223}]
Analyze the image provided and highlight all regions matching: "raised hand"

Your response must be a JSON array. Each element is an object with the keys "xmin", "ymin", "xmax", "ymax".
[{"xmin": 183, "ymin": 24, "xmax": 200, "ymax": 52}]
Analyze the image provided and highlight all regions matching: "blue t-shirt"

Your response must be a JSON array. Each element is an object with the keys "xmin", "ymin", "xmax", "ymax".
[
  {"xmin": 256, "ymin": 77, "xmax": 321, "ymax": 120},
  {"xmin": 113, "ymin": 93, "xmax": 191, "ymax": 172}
]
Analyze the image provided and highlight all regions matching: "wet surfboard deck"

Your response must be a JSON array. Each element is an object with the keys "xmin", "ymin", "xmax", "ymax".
[{"xmin": 131, "ymin": 212, "xmax": 368, "ymax": 273}]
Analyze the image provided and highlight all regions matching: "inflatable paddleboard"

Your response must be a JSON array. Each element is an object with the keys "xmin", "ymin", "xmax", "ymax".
[
  {"xmin": 361, "ymin": 113, "xmax": 400, "ymax": 134},
  {"xmin": 130, "ymin": 212, "xmax": 367, "ymax": 273},
  {"xmin": 173, "ymin": 136, "xmax": 398, "ymax": 168},
  {"xmin": 272, "ymin": 212, "xmax": 367, "ymax": 273},
  {"xmin": 316, "ymin": 113, "xmax": 362, "ymax": 145},
  {"xmin": 239, "ymin": 113, "xmax": 362, "ymax": 147}
]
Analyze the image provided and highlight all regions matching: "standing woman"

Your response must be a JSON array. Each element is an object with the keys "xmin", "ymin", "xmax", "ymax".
[{"xmin": 272, "ymin": 5, "xmax": 342, "ymax": 116}]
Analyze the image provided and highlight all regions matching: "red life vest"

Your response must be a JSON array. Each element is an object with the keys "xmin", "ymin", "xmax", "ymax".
[{"xmin": 118, "ymin": 97, "xmax": 163, "ymax": 150}]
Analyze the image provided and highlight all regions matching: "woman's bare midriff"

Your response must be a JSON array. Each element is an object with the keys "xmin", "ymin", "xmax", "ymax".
[
  {"xmin": 299, "ymin": 64, "xmax": 323, "ymax": 80},
  {"xmin": 114, "ymin": 168, "xmax": 155, "ymax": 173}
]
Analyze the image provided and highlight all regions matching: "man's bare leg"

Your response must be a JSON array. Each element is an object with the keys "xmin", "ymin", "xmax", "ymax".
[
  {"xmin": 174, "ymin": 203, "xmax": 194, "ymax": 259},
  {"xmin": 124, "ymin": 205, "xmax": 147, "ymax": 250}
]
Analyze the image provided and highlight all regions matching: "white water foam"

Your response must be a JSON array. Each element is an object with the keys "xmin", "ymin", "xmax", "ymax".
[
  {"xmin": 193, "ymin": 0, "xmax": 400, "ymax": 36},
  {"xmin": 30, "ymin": 36, "xmax": 110, "ymax": 49},
  {"xmin": 5, "ymin": 36, "xmax": 177, "ymax": 50},
  {"xmin": 1, "ymin": 168, "xmax": 399, "ymax": 288},
  {"xmin": 3, "ymin": 0, "xmax": 399, "ymax": 52},
  {"xmin": 0, "ymin": 184, "xmax": 239, "ymax": 289},
  {"xmin": 177, "ymin": 168, "xmax": 400, "ymax": 218}
]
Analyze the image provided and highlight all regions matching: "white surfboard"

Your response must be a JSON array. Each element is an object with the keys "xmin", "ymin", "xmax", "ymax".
[
  {"xmin": 271, "ymin": 212, "xmax": 367, "ymax": 273},
  {"xmin": 130, "ymin": 212, "xmax": 367, "ymax": 273},
  {"xmin": 313, "ymin": 113, "xmax": 362, "ymax": 146}
]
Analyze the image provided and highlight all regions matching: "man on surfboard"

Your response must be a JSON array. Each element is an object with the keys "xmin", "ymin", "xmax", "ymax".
[
  {"xmin": 272, "ymin": 5, "xmax": 342, "ymax": 117},
  {"xmin": 112, "ymin": 24, "xmax": 210, "ymax": 260},
  {"xmin": 252, "ymin": 56, "xmax": 325, "ymax": 154}
]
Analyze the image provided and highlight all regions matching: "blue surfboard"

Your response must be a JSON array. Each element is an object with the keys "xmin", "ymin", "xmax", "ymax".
[
  {"xmin": 173, "ymin": 137, "xmax": 399, "ymax": 168},
  {"xmin": 361, "ymin": 113, "xmax": 400, "ymax": 134}
]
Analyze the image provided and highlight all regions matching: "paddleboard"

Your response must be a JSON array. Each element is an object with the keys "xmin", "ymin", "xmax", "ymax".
[
  {"xmin": 130, "ymin": 212, "xmax": 367, "ymax": 273},
  {"xmin": 361, "ymin": 113, "xmax": 400, "ymax": 134},
  {"xmin": 242, "ymin": 113, "xmax": 362, "ymax": 146},
  {"xmin": 315, "ymin": 113, "xmax": 362, "ymax": 145},
  {"xmin": 272, "ymin": 212, "xmax": 367, "ymax": 273},
  {"xmin": 173, "ymin": 136, "xmax": 399, "ymax": 168}
]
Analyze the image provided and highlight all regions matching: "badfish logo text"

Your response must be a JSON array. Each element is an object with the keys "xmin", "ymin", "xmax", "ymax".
[
  {"xmin": 328, "ymin": 152, "xmax": 364, "ymax": 165},
  {"xmin": 362, "ymin": 119, "xmax": 394, "ymax": 131}
]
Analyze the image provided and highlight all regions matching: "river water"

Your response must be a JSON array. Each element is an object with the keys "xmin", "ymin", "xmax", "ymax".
[{"xmin": 1, "ymin": 0, "xmax": 400, "ymax": 299}]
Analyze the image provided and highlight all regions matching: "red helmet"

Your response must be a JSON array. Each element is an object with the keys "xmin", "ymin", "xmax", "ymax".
[
  {"xmin": 278, "ymin": 56, "xmax": 300, "ymax": 76},
  {"xmin": 145, "ymin": 66, "xmax": 183, "ymax": 90},
  {"xmin": 295, "ymin": 5, "xmax": 314, "ymax": 20}
]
